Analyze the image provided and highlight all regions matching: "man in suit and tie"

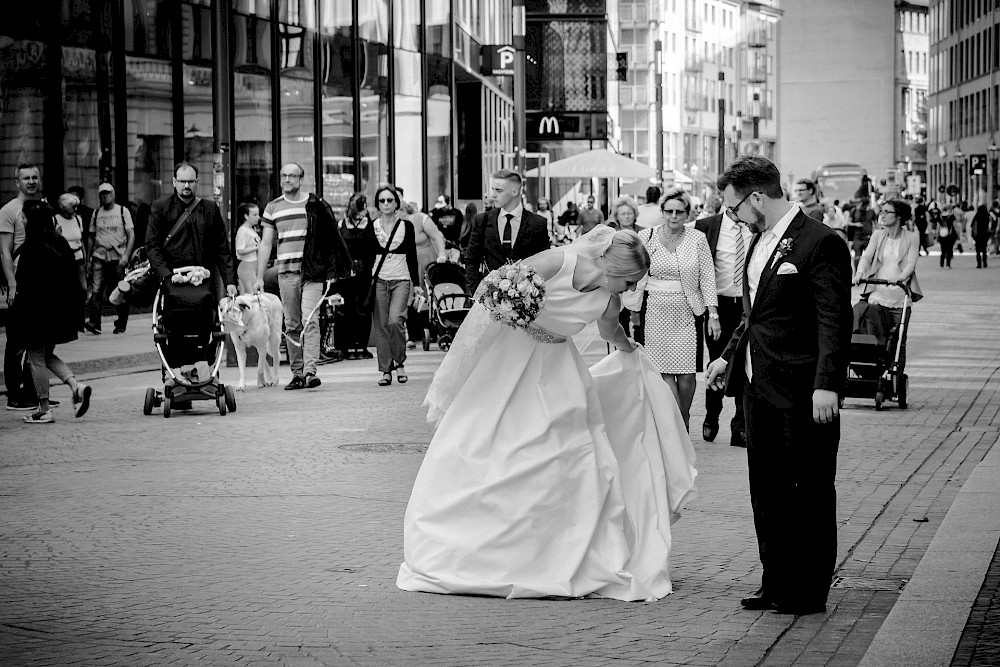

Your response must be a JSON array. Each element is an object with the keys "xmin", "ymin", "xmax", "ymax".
[
  {"xmin": 464, "ymin": 169, "xmax": 550, "ymax": 292},
  {"xmin": 694, "ymin": 211, "xmax": 751, "ymax": 447},
  {"xmin": 706, "ymin": 156, "xmax": 852, "ymax": 616}
]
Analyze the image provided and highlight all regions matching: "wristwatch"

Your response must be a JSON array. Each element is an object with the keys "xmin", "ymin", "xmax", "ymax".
[{"xmin": 708, "ymin": 313, "xmax": 720, "ymax": 320}]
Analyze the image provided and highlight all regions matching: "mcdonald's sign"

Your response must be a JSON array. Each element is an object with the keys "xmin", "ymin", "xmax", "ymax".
[{"xmin": 526, "ymin": 112, "xmax": 580, "ymax": 139}]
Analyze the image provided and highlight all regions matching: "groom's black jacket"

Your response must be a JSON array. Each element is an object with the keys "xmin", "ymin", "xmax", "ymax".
[
  {"xmin": 464, "ymin": 207, "xmax": 550, "ymax": 292},
  {"xmin": 721, "ymin": 211, "xmax": 852, "ymax": 409}
]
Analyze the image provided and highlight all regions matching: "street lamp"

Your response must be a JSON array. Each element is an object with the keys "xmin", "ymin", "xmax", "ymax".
[
  {"xmin": 954, "ymin": 145, "xmax": 965, "ymax": 202},
  {"xmin": 655, "ymin": 37, "xmax": 663, "ymax": 186},
  {"xmin": 988, "ymin": 138, "xmax": 999, "ymax": 204},
  {"xmin": 513, "ymin": 0, "xmax": 526, "ymax": 176},
  {"xmin": 734, "ymin": 110, "xmax": 742, "ymax": 159}
]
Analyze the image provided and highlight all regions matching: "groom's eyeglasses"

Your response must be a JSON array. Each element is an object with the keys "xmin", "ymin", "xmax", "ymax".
[{"xmin": 725, "ymin": 191, "xmax": 759, "ymax": 223}]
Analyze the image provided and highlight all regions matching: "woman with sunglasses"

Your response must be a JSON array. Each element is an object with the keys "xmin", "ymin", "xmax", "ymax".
[
  {"xmin": 362, "ymin": 185, "xmax": 419, "ymax": 386},
  {"xmin": 633, "ymin": 187, "xmax": 718, "ymax": 431}
]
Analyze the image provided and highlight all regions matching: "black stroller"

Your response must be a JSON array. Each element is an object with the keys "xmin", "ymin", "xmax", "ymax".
[
  {"xmin": 422, "ymin": 262, "xmax": 473, "ymax": 352},
  {"xmin": 143, "ymin": 279, "xmax": 236, "ymax": 417},
  {"xmin": 844, "ymin": 279, "xmax": 913, "ymax": 410}
]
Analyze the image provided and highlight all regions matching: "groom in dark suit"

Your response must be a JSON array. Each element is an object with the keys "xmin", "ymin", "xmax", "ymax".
[
  {"xmin": 706, "ymin": 156, "xmax": 852, "ymax": 616},
  {"xmin": 464, "ymin": 169, "xmax": 550, "ymax": 292}
]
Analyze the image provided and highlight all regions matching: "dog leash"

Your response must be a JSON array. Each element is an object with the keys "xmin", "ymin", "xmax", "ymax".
[{"xmin": 280, "ymin": 289, "xmax": 343, "ymax": 349}]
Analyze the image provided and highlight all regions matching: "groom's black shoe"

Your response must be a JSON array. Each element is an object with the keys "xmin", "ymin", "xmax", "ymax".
[
  {"xmin": 731, "ymin": 431, "xmax": 747, "ymax": 448},
  {"xmin": 702, "ymin": 420, "xmax": 719, "ymax": 442},
  {"xmin": 740, "ymin": 596, "xmax": 775, "ymax": 611}
]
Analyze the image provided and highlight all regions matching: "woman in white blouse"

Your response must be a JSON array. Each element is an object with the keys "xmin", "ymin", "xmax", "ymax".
[
  {"xmin": 363, "ymin": 185, "xmax": 420, "ymax": 386},
  {"xmin": 234, "ymin": 203, "xmax": 261, "ymax": 295}
]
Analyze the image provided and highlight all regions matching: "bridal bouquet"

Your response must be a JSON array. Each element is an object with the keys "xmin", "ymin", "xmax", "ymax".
[{"xmin": 475, "ymin": 262, "xmax": 546, "ymax": 329}]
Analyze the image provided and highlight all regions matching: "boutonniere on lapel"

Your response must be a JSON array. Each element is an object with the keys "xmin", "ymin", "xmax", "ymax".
[{"xmin": 771, "ymin": 238, "xmax": 793, "ymax": 269}]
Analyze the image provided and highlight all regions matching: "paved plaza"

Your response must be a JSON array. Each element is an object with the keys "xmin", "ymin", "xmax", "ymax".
[{"xmin": 2, "ymin": 255, "xmax": 999, "ymax": 666}]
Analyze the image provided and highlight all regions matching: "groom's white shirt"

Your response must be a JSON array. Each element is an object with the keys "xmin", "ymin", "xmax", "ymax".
[
  {"xmin": 745, "ymin": 201, "xmax": 798, "ymax": 383},
  {"xmin": 496, "ymin": 203, "xmax": 524, "ymax": 246}
]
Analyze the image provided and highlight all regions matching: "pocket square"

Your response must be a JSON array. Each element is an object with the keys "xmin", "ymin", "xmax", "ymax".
[{"xmin": 776, "ymin": 263, "xmax": 798, "ymax": 275}]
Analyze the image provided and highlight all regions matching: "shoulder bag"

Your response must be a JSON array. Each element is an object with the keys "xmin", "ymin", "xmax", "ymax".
[{"xmin": 358, "ymin": 218, "xmax": 402, "ymax": 314}]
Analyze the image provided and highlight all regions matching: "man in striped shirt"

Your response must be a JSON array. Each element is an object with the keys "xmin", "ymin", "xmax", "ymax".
[{"xmin": 255, "ymin": 163, "xmax": 352, "ymax": 390}]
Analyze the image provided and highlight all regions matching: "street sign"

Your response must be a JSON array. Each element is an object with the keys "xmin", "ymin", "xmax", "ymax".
[
  {"xmin": 970, "ymin": 153, "xmax": 988, "ymax": 175},
  {"xmin": 481, "ymin": 45, "xmax": 515, "ymax": 77}
]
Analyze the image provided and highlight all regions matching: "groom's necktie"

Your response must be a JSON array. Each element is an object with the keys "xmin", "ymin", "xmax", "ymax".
[
  {"xmin": 733, "ymin": 226, "xmax": 746, "ymax": 290},
  {"xmin": 502, "ymin": 213, "xmax": 513, "ymax": 254}
]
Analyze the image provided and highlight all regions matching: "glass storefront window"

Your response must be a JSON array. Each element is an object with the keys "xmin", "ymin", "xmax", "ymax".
[
  {"xmin": 233, "ymin": 0, "xmax": 271, "ymax": 18},
  {"xmin": 425, "ymin": 55, "xmax": 451, "ymax": 203},
  {"xmin": 278, "ymin": 0, "xmax": 316, "ymax": 29},
  {"xmin": 0, "ymin": 27, "xmax": 48, "ymax": 203},
  {"xmin": 234, "ymin": 13, "xmax": 273, "ymax": 208},
  {"xmin": 320, "ymin": 5, "xmax": 354, "ymax": 214},
  {"xmin": 424, "ymin": 0, "xmax": 450, "ymax": 57},
  {"xmin": 359, "ymin": 0, "xmax": 389, "ymax": 45},
  {"xmin": 393, "ymin": 49, "xmax": 423, "ymax": 207},
  {"xmin": 393, "ymin": 0, "xmax": 421, "ymax": 51},
  {"xmin": 279, "ymin": 24, "xmax": 317, "ymax": 195},
  {"xmin": 61, "ymin": 5, "xmax": 108, "ymax": 201},
  {"xmin": 181, "ymin": 2, "xmax": 216, "ymax": 201}
]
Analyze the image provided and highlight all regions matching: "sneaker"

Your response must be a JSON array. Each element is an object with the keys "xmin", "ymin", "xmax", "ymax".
[
  {"xmin": 113, "ymin": 327, "xmax": 126, "ymax": 334},
  {"xmin": 48, "ymin": 399, "xmax": 60, "ymax": 407},
  {"xmin": 73, "ymin": 384, "xmax": 92, "ymax": 418},
  {"xmin": 6, "ymin": 399, "xmax": 37, "ymax": 411},
  {"xmin": 84, "ymin": 322, "xmax": 102, "ymax": 335},
  {"xmin": 23, "ymin": 410, "xmax": 54, "ymax": 424},
  {"xmin": 406, "ymin": 341, "xmax": 417, "ymax": 349},
  {"xmin": 305, "ymin": 374, "xmax": 322, "ymax": 388},
  {"xmin": 358, "ymin": 350, "xmax": 374, "ymax": 359},
  {"xmin": 284, "ymin": 376, "xmax": 306, "ymax": 390}
]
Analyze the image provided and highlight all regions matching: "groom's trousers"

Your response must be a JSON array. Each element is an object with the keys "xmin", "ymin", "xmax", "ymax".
[
  {"xmin": 704, "ymin": 295, "xmax": 745, "ymax": 435},
  {"xmin": 744, "ymin": 389, "xmax": 839, "ymax": 608}
]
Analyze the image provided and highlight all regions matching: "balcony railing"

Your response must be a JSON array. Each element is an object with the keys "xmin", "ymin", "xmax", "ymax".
[
  {"xmin": 685, "ymin": 13, "xmax": 703, "ymax": 33},
  {"xmin": 684, "ymin": 58, "xmax": 703, "ymax": 72}
]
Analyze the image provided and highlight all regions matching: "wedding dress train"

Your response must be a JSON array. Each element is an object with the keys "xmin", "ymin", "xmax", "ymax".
[{"xmin": 397, "ymin": 251, "xmax": 696, "ymax": 601}]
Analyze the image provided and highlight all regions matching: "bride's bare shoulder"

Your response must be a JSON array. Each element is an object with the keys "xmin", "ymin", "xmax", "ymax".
[{"xmin": 524, "ymin": 249, "xmax": 566, "ymax": 280}]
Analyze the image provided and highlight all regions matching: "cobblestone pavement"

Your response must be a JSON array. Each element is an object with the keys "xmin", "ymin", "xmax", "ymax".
[{"xmin": 1, "ymin": 254, "xmax": 998, "ymax": 666}]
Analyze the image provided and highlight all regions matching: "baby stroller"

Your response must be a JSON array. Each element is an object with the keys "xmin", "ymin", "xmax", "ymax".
[
  {"xmin": 142, "ymin": 276, "xmax": 236, "ymax": 417},
  {"xmin": 422, "ymin": 261, "xmax": 473, "ymax": 352},
  {"xmin": 844, "ymin": 279, "xmax": 912, "ymax": 410}
]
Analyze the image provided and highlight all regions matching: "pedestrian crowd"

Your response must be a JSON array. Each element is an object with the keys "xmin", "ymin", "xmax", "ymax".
[{"xmin": 2, "ymin": 156, "xmax": 989, "ymax": 430}]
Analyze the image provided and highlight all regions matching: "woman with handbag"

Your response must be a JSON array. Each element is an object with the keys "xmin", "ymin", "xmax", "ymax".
[
  {"xmin": 362, "ymin": 184, "xmax": 419, "ymax": 386},
  {"xmin": 10, "ymin": 202, "xmax": 92, "ymax": 423},
  {"xmin": 337, "ymin": 193, "xmax": 375, "ymax": 360}
]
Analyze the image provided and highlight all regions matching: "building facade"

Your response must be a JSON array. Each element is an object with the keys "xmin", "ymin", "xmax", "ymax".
[
  {"xmin": 614, "ymin": 0, "xmax": 780, "ymax": 202},
  {"xmin": 0, "ymin": 0, "xmax": 514, "ymax": 222},
  {"xmin": 777, "ymin": 0, "xmax": 900, "ymax": 189},
  {"xmin": 927, "ymin": 0, "xmax": 1000, "ymax": 206}
]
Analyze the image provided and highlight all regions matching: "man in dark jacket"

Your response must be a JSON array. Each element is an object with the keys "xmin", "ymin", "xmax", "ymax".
[
  {"xmin": 253, "ymin": 163, "xmax": 352, "ymax": 390},
  {"xmin": 143, "ymin": 162, "xmax": 237, "ymax": 299}
]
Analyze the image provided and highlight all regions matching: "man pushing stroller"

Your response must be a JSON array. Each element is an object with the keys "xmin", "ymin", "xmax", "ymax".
[{"xmin": 113, "ymin": 162, "xmax": 237, "ymax": 309}]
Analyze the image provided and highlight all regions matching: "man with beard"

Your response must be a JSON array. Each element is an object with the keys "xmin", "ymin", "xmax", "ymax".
[{"xmin": 706, "ymin": 155, "xmax": 852, "ymax": 616}]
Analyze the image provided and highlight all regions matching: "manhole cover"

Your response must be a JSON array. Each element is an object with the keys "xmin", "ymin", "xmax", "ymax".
[
  {"xmin": 831, "ymin": 576, "xmax": 907, "ymax": 592},
  {"xmin": 339, "ymin": 443, "xmax": 428, "ymax": 453}
]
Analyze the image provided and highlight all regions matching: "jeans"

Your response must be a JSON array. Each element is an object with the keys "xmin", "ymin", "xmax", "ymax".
[
  {"xmin": 939, "ymin": 236, "xmax": 955, "ymax": 267},
  {"xmin": 373, "ymin": 279, "xmax": 411, "ymax": 373},
  {"xmin": 25, "ymin": 345, "xmax": 74, "ymax": 403},
  {"xmin": 75, "ymin": 259, "xmax": 87, "ymax": 328},
  {"xmin": 88, "ymin": 258, "xmax": 129, "ymax": 330},
  {"xmin": 279, "ymin": 272, "xmax": 324, "ymax": 378}
]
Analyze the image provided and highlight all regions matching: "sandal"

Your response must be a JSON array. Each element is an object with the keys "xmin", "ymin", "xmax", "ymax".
[
  {"xmin": 396, "ymin": 367, "xmax": 408, "ymax": 384},
  {"xmin": 378, "ymin": 373, "xmax": 392, "ymax": 387}
]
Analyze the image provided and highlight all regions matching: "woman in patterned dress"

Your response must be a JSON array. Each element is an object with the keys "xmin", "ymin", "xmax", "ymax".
[{"xmin": 635, "ymin": 188, "xmax": 719, "ymax": 430}]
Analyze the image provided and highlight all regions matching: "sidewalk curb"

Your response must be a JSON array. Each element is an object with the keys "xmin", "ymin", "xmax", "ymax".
[
  {"xmin": 858, "ymin": 436, "xmax": 1000, "ymax": 666},
  {"xmin": 0, "ymin": 352, "xmax": 161, "ymax": 395}
]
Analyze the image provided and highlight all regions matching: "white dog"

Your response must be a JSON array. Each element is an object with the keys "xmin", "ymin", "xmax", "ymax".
[{"xmin": 221, "ymin": 293, "xmax": 284, "ymax": 390}]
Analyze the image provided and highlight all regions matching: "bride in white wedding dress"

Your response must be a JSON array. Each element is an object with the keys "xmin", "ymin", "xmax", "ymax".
[{"xmin": 397, "ymin": 227, "xmax": 697, "ymax": 601}]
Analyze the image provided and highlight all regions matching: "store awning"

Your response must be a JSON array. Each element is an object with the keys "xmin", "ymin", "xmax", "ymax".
[{"xmin": 524, "ymin": 149, "xmax": 655, "ymax": 179}]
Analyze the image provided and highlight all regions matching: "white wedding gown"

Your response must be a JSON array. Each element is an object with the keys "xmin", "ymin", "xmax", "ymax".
[{"xmin": 397, "ymin": 251, "xmax": 697, "ymax": 601}]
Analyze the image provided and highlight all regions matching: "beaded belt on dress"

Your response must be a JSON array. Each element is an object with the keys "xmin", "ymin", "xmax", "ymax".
[
  {"xmin": 644, "ymin": 278, "xmax": 683, "ymax": 293},
  {"xmin": 522, "ymin": 324, "xmax": 568, "ymax": 344}
]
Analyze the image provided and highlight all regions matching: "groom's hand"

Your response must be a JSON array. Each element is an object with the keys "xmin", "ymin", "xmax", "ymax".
[
  {"xmin": 705, "ymin": 358, "xmax": 727, "ymax": 391},
  {"xmin": 813, "ymin": 389, "xmax": 840, "ymax": 424}
]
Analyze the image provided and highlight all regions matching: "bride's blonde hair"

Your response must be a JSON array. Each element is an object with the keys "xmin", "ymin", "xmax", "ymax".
[{"xmin": 602, "ymin": 229, "xmax": 650, "ymax": 277}]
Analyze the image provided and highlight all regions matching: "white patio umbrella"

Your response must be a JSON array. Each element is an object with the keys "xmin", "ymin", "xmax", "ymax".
[{"xmin": 524, "ymin": 149, "xmax": 656, "ymax": 179}]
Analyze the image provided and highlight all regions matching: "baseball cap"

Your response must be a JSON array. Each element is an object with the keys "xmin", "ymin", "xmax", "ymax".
[{"xmin": 98, "ymin": 183, "xmax": 114, "ymax": 194}]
